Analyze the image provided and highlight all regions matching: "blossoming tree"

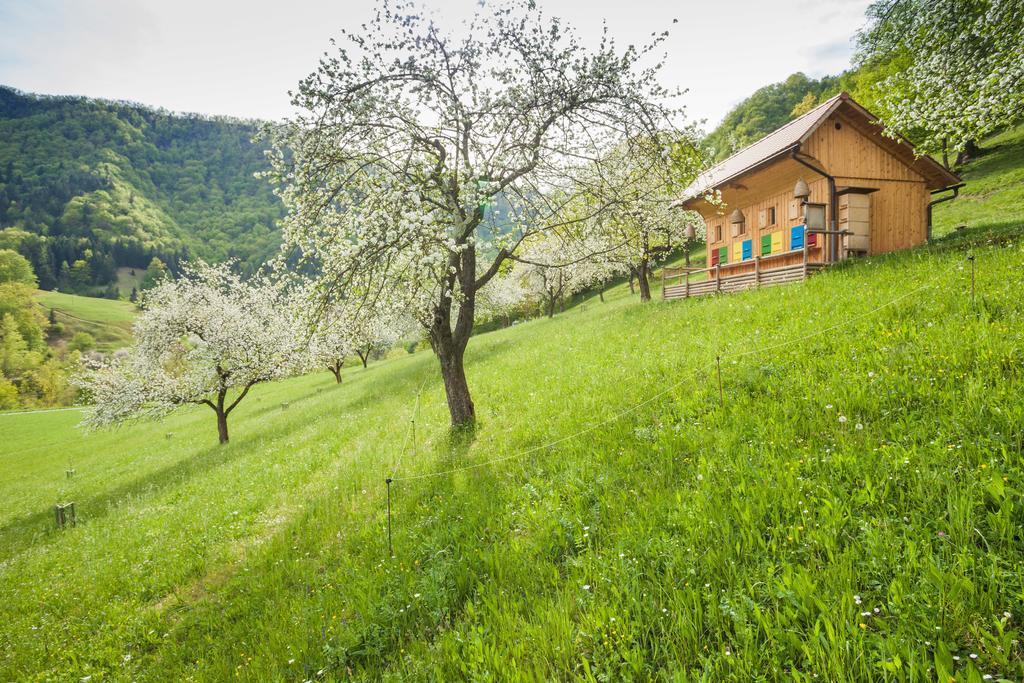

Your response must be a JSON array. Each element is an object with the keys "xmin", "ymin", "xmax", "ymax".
[
  {"xmin": 857, "ymin": 0, "xmax": 1024, "ymax": 161},
  {"xmin": 585, "ymin": 137, "xmax": 704, "ymax": 301},
  {"xmin": 77, "ymin": 262, "xmax": 298, "ymax": 444},
  {"xmin": 266, "ymin": 0, "xmax": 681, "ymax": 427}
]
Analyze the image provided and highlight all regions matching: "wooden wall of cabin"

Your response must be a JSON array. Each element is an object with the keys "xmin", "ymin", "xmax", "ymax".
[
  {"xmin": 698, "ymin": 158, "xmax": 830, "ymax": 275},
  {"xmin": 804, "ymin": 112, "xmax": 930, "ymax": 254}
]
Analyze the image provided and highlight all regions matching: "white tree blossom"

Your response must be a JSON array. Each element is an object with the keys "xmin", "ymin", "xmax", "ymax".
[
  {"xmin": 76, "ymin": 262, "xmax": 299, "ymax": 444},
  {"xmin": 306, "ymin": 296, "xmax": 416, "ymax": 381},
  {"xmin": 265, "ymin": 0, "xmax": 682, "ymax": 427},
  {"xmin": 475, "ymin": 270, "xmax": 529, "ymax": 327},
  {"xmin": 857, "ymin": 0, "xmax": 1024, "ymax": 159}
]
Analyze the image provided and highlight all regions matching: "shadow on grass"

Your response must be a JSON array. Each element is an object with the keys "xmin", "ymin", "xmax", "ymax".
[{"xmin": 0, "ymin": 438, "xmax": 242, "ymax": 563}]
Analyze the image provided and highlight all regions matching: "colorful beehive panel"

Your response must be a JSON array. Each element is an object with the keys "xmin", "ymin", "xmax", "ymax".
[
  {"xmin": 761, "ymin": 234, "xmax": 771, "ymax": 256},
  {"xmin": 790, "ymin": 224, "xmax": 805, "ymax": 250},
  {"xmin": 771, "ymin": 231, "xmax": 783, "ymax": 253},
  {"xmin": 741, "ymin": 239, "xmax": 752, "ymax": 260},
  {"xmin": 710, "ymin": 247, "xmax": 719, "ymax": 266},
  {"xmin": 719, "ymin": 246, "xmax": 728, "ymax": 265},
  {"xmin": 733, "ymin": 242, "xmax": 743, "ymax": 263}
]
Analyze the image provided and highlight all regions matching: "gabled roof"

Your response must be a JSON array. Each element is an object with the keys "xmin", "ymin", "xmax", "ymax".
[{"xmin": 679, "ymin": 92, "xmax": 960, "ymax": 206}]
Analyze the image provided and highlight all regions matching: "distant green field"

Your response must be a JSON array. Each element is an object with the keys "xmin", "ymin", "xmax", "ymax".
[
  {"xmin": 35, "ymin": 289, "xmax": 137, "ymax": 351},
  {"xmin": 116, "ymin": 266, "xmax": 148, "ymax": 298},
  {"xmin": 2, "ymin": 127, "xmax": 1022, "ymax": 681}
]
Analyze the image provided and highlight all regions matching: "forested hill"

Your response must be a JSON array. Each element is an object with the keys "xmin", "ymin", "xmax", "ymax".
[
  {"xmin": 701, "ymin": 58, "xmax": 906, "ymax": 162},
  {"xmin": 0, "ymin": 86, "xmax": 282, "ymax": 295}
]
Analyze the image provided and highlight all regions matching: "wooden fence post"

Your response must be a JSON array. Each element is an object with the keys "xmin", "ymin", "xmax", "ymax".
[
  {"xmin": 684, "ymin": 271, "xmax": 690, "ymax": 299},
  {"xmin": 754, "ymin": 256, "xmax": 761, "ymax": 287},
  {"xmin": 803, "ymin": 243, "xmax": 809, "ymax": 279},
  {"xmin": 715, "ymin": 265, "xmax": 721, "ymax": 293}
]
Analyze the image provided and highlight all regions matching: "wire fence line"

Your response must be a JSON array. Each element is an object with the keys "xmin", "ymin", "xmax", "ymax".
[
  {"xmin": 388, "ymin": 376, "xmax": 431, "ymax": 481},
  {"xmin": 389, "ymin": 267, "xmax": 950, "ymax": 483}
]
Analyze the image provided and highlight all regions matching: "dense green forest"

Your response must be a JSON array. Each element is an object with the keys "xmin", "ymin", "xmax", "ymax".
[{"xmin": 0, "ymin": 86, "xmax": 282, "ymax": 296}]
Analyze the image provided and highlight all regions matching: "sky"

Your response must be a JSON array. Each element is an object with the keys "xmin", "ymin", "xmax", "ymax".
[{"xmin": 0, "ymin": 0, "xmax": 872, "ymax": 131}]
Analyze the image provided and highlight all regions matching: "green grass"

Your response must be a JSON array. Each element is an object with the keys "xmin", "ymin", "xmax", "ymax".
[
  {"xmin": 35, "ymin": 289, "xmax": 137, "ymax": 351},
  {"xmin": 931, "ymin": 124, "xmax": 1024, "ymax": 238},
  {"xmin": 2, "ymin": 129, "xmax": 1023, "ymax": 681},
  {"xmin": 115, "ymin": 267, "xmax": 148, "ymax": 298}
]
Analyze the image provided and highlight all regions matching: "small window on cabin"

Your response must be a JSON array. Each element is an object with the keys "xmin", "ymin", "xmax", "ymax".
[
  {"xmin": 767, "ymin": 206, "xmax": 776, "ymax": 226},
  {"xmin": 715, "ymin": 224, "xmax": 722, "ymax": 242}
]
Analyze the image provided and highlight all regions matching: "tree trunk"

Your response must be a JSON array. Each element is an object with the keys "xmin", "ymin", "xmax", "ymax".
[
  {"xmin": 429, "ymin": 239, "xmax": 479, "ymax": 429},
  {"xmin": 598, "ymin": 288, "xmax": 605, "ymax": 303},
  {"xmin": 942, "ymin": 138, "xmax": 950, "ymax": 170},
  {"xmin": 437, "ymin": 344, "xmax": 474, "ymax": 427},
  {"xmin": 329, "ymin": 363, "xmax": 343, "ymax": 383},
  {"xmin": 637, "ymin": 261, "xmax": 652, "ymax": 302},
  {"xmin": 357, "ymin": 349, "xmax": 369, "ymax": 368},
  {"xmin": 546, "ymin": 295, "xmax": 556, "ymax": 318},
  {"xmin": 628, "ymin": 272, "xmax": 635, "ymax": 294},
  {"xmin": 684, "ymin": 245, "xmax": 691, "ymax": 267},
  {"xmin": 215, "ymin": 407, "xmax": 229, "ymax": 444},
  {"xmin": 955, "ymin": 139, "xmax": 980, "ymax": 168}
]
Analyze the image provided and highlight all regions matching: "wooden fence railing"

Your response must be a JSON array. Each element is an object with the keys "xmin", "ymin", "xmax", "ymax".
[{"xmin": 662, "ymin": 244, "xmax": 829, "ymax": 301}]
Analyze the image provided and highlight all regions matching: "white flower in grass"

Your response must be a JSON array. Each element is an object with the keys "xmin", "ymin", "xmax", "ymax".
[
  {"xmin": 856, "ymin": 423, "xmax": 864, "ymax": 431},
  {"xmin": 854, "ymin": 595, "xmax": 862, "ymax": 605},
  {"xmin": 983, "ymin": 675, "xmax": 993, "ymax": 680},
  {"xmin": 970, "ymin": 654, "xmax": 978, "ymax": 660},
  {"xmin": 838, "ymin": 415, "xmax": 848, "ymax": 423},
  {"xmin": 582, "ymin": 584, "xmax": 591, "ymax": 591}
]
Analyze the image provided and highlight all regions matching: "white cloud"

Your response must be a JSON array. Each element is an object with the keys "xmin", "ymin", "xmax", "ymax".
[{"xmin": 0, "ymin": 0, "xmax": 873, "ymax": 128}]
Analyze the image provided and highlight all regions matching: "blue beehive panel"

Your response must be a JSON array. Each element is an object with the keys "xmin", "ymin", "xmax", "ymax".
[
  {"xmin": 741, "ymin": 239, "xmax": 752, "ymax": 260},
  {"xmin": 791, "ymin": 224, "xmax": 806, "ymax": 250}
]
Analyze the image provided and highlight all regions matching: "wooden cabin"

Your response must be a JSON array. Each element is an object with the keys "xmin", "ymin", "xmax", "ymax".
[{"xmin": 665, "ymin": 92, "xmax": 961, "ymax": 299}]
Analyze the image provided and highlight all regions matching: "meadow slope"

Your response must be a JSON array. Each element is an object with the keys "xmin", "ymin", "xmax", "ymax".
[{"xmin": 2, "ymin": 130, "xmax": 1023, "ymax": 681}]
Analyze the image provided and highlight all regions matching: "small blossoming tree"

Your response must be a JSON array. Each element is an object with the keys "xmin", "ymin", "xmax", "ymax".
[
  {"xmin": 266, "ymin": 0, "xmax": 682, "ymax": 427},
  {"xmin": 585, "ymin": 137, "xmax": 704, "ymax": 301},
  {"xmin": 77, "ymin": 262, "xmax": 298, "ymax": 444}
]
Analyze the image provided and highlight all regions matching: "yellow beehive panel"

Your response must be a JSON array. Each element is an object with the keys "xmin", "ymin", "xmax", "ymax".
[
  {"xmin": 771, "ymin": 231, "xmax": 783, "ymax": 253},
  {"xmin": 733, "ymin": 242, "xmax": 744, "ymax": 262}
]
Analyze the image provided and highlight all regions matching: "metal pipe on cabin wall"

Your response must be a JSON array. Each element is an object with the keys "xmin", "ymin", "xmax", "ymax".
[
  {"xmin": 926, "ymin": 183, "xmax": 965, "ymax": 240},
  {"xmin": 791, "ymin": 148, "xmax": 838, "ymax": 262}
]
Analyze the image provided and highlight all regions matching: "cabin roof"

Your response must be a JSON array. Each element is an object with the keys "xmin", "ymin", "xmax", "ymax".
[{"xmin": 678, "ymin": 92, "xmax": 960, "ymax": 207}]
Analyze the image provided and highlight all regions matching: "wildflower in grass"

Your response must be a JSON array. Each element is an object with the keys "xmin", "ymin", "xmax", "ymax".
[
  {"xmin": 582, "ymin": 584, "xmax": 591, "ymax": 591},
  {"xmin": 854, "ymin": 595, "xmax": 862, "ymax": 605},
  {"xmin": 856, "ymin": 423, "xmax": 864, "ymax": 430},
  {"xmin": 838, "ymin": 415, "xmax": 848, "ymax": 423},
  {"xmin": 970, "ymin": 654, "xmax": 978, "ymax": 660},
  {"xmin": 937, "ymin": 531, "xmax": 946, "ymax": 538}
]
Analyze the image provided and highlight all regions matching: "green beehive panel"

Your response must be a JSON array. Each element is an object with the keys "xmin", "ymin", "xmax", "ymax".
[
  {"xmin": 718, "ymin": 246, "xmax": 728, "ymax": 264},
  {"xmin": 761, "ymin": 234, "xmax": 772, "ymax": 255}
]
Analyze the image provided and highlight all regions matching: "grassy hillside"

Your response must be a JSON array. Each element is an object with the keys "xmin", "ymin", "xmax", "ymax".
[
  {"xmin": 35, "ymin": 289, "xmax": 136, "ymax": 351},
  {"xmin": 930, "ymin": 124, "xmax": 1024, "ymax": 238},
  {"xmin": 2, "ymin": 225, "xmax": 1022, "ymax": 681},
  {"xmin": 2, "ymin": 125, "xmax": 1022, "ymax": 680}
]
